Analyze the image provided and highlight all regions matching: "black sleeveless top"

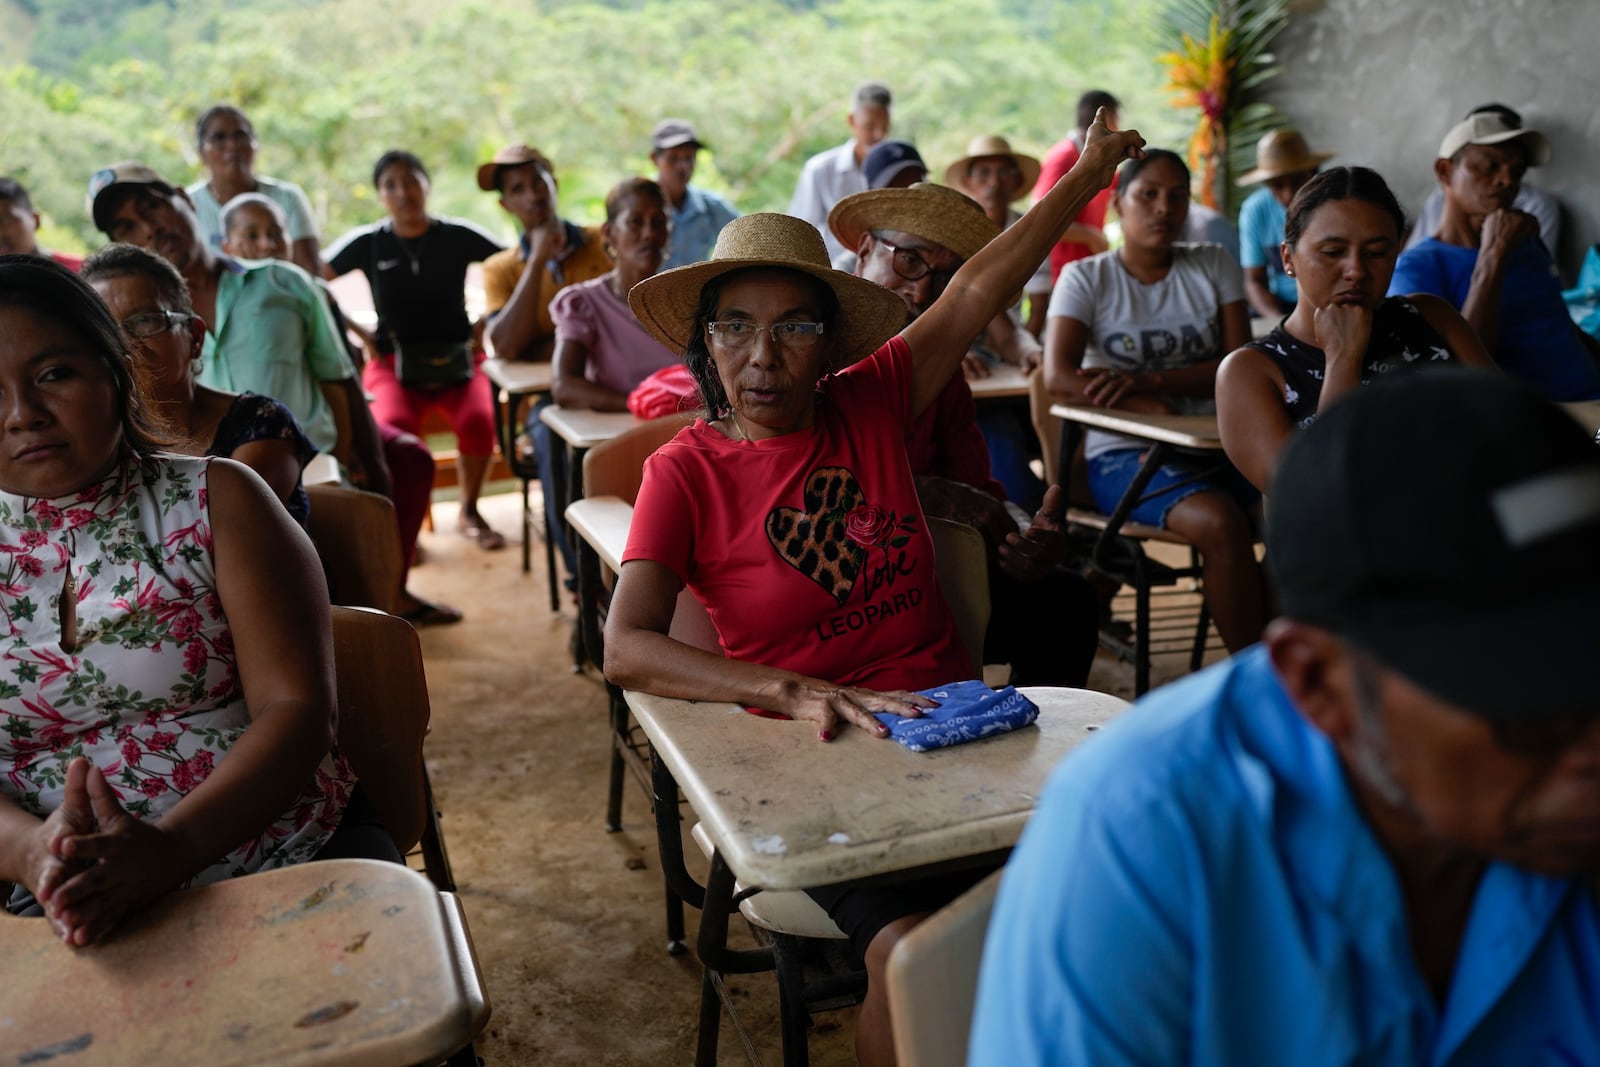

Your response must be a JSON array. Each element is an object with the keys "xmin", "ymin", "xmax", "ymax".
[{"xmin": 1243, "ymin": 297, "xmax": 1456, "ymax": 428}]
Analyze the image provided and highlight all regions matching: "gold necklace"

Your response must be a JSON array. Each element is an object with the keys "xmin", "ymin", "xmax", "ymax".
[{"xmin": 724, "ymin": 411, "xmax": 750, "ymax": 442}]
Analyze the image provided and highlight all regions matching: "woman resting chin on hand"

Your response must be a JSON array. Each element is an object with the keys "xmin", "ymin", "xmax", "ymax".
[{"xmin": 0, "ymin": 255, "xmax": 357, "ymax": 946}]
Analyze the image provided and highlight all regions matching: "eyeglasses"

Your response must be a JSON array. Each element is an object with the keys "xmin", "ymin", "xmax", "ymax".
[
  {"xmin": 705, "ymin": 320, "xmax": 826, "ymax": 352},
  {"xmin": 121, "ymin": 310, "xmax": 192, "ymax": 340},
  {"xmin": 875, "ymin": 238, "xmax": 956, "ymax": 291}
]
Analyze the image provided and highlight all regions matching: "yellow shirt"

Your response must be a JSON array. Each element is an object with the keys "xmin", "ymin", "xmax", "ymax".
[{"xmin": 481, "ymin": 223, "xmax": 612, "ymax": 354}]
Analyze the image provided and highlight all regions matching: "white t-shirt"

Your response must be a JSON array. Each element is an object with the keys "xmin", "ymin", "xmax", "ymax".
[
  {"xmin": 186, "ymin": 174, "xmax": 319, "ymax": 254},
  {"xmin": 1048, "ymin": 242, "xmax": 1244, "ymax": 458}
]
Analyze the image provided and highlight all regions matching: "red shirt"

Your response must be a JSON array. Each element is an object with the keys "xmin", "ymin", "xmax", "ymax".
[
  {"xmin": 48, "ymin": 251, "xmax": 83, "ymax": 272},
  {"xmin": 1033, "ymin": 137, "xmax": 1114, "ymax": 285},
  {"xmin": 625, "ymin": 336, "xmax": 970, "ymax": 701}
]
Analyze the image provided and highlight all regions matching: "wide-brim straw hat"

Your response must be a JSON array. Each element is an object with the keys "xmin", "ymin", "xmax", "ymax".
[
  {"xmin": 942, "ymin": 135, "xmax": 1042, "ymax": 201},
  {"xmin": 828, "ymin": 183, "xmax": 1001, "ymax": 264},
  {"xmin": 1237, "ymin": 128, "xmax": 1334, "ymax": 186},
  {"xmin": 628, "ymin": 213, "xmax": 909, "ymax": 368}
]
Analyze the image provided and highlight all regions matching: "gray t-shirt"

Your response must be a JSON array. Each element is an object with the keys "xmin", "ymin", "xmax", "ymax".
[{"xmin": 1048, "ymin": 242, "xmax": 1244, "ymax": 458}]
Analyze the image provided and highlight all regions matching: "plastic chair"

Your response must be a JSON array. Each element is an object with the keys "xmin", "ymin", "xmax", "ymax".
[
  {"xmin": 306, "ymin": 484, "xmax": 405, "ymax": 615},
  {"xmin": 885, "ymin": 869, "xmax": 1005, "ymax": 1067}
]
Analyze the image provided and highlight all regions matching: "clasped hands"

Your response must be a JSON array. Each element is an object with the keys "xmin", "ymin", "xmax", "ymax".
[{"xmin": 26, "ymin": 757, "xmax": 186, "ymax": 946}]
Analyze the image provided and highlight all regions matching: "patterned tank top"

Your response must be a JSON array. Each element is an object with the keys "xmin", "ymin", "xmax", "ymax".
[
  {"xmin": 0, "ymin": 452, "xmax": 353, "ymax": 885},
  {"xmin": 1243, "ymin": 296, "xmax": 1457, "ymax": 428}
]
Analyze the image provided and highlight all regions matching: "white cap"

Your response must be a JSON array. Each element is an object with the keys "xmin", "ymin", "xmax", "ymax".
[{"xmin": 1438, "ymin": 112, "xmax": 1551, "ymax": 165}]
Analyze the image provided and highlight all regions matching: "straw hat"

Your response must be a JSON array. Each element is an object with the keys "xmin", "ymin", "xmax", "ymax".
[
  {"xmin": 1237, "ymin": 129, "xmax": 1334, "ymax": 186},
  {"xmin": 942, "ymin": 135, "xmax": 1042, "ymax": 200},
  {"xmin": 828, "ymin": 183, "xmax": 1001, "ymax": 264},
  {"xmin": 627, "ymin": 213, "xmax": 909, "ymax": 367}
]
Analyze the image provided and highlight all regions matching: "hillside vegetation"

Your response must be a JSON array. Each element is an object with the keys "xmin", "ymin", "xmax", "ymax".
[{"xmin": 1, "ymin": 0, "xmax": 1186, "ymax": 252}]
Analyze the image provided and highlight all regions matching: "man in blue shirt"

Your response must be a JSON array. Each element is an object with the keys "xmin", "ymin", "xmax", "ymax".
[
  {"xmin": 649, "ymin": 119, "xmax": 739, "ymax": 271},
  {"xmin": 1236, "ymin": 128, "xmax": 1332, "ymax": 320},
  {"xmin": 971, "ymin": 370, "xmax": 1600, "ymax": 1065},
  {"xmin": 1391, "ymin": 112, "xmax": 1600, "ymax": 401}
]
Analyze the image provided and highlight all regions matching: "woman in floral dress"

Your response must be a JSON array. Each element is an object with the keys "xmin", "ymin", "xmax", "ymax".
[{"xmin": 0, "ymin": 255, "xmax": 353, "ymax": 946}]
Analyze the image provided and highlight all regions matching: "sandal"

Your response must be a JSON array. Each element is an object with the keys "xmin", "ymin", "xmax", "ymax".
[{"xmin": 457, "ymin": 515, "xmax": 507, "ymax": 551}]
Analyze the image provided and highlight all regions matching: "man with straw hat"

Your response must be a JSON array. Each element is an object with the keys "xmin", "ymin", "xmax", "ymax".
[
  {"xmin": 946, "ymin": 134, "xmax": 1053, "ymax": 338},
  {"xmin": 1237, "ymin": 128, "xmax": 1335, "ymax": 319},
  {"xmin": 828, "ymin": 182, "xmax": 1099, "ymax": 688},
  {"xmin": 610, "ymin": 108, "xmax": 1145, "ymax": 1067}
]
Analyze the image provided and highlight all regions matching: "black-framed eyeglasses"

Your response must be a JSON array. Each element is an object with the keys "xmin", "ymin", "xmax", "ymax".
[
  {"xmin": 874, "ymin": 236, "xmax": 956, "ymax": 291},
  {"xmin": 705, "ymin": 320, "xmax": 825, "ymax": 352},
  {"xmin": 120, "ymin": 310, "xmax": 192, "ymax": 340}
]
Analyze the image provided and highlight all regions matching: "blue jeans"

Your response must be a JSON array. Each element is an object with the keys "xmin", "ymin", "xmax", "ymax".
[{"xmin": 529, "ymin": 394, "xmax": 578, "ymax": 587}]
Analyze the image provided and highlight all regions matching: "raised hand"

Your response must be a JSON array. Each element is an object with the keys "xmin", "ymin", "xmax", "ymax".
[{"xmin": 1080, "ymin": 107, "xmax": 1147, "ymax": 188}]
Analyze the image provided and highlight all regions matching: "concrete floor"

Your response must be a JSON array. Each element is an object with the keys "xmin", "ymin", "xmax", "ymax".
[{"xmin": 405, "ymin": 488, "xmax": 1217, "ymax": 1066}]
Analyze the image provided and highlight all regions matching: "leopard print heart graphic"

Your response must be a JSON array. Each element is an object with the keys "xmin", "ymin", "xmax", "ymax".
[{"xmin": 765, "ymin": 466, "xmax": 867, "ymax": 606}]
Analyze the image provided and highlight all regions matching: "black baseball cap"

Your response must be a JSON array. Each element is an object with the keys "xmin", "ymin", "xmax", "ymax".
[{"xmin": 1268, "ymin": 368, "xmax": 1600, "ymax": 721}]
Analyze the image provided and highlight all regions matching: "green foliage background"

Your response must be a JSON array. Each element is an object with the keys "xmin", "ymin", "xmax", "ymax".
[{"xmin": 1, "ymin": 0, "xmax": 1190, "ymax": 254}]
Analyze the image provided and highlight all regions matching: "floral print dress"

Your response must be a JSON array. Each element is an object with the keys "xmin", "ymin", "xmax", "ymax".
[{"xmin": 0, "ymin": 451, "xmax": 352, "ymax": 885}]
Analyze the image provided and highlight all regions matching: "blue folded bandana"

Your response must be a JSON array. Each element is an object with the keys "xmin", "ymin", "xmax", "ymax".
[{"xmin": 873, "ymin": 680, "xmax": 1040, "ymax": 752}]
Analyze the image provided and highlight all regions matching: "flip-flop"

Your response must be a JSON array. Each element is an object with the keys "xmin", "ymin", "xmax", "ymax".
[
  {"xmin": 401, "ymin": 600, "xmax": 464, "ymax": 627},
  {"xmin": 458, "ymin": 519, "xmax": 507, "ymax": 551}
]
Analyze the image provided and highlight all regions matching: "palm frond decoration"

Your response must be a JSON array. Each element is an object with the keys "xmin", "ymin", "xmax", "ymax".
[{"xmin": 1155, "ymin": 0, "xmax": 1292, "ymax": 216}]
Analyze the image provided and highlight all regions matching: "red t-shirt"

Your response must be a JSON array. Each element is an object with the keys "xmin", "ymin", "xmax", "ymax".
[
  {"xmin": 48, "ymin": 251, "xmax": 83, "ymax": 273},
  {"xmin": 625, "ymin": 336, "xmax": 970, "ymax": 700},
  {"xmin": 1033, "ymin": 137, "xmax": 1114, "ymax": 285}
]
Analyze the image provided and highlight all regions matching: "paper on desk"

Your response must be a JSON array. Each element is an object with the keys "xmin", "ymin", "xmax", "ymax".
[{"xmin": 873, "ymin": 680, "xmax": 1039, "ymax": 752}]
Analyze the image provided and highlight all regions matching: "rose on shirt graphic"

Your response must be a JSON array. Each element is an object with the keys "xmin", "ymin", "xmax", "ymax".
[{"xmin": 766, "ymin": 467, "xmax": 918, "ymax": 606}]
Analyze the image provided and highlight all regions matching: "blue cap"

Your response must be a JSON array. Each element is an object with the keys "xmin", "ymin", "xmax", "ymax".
[{"xmin": 864, "ymin": 141, "xmax": 926, "ymax": 190}]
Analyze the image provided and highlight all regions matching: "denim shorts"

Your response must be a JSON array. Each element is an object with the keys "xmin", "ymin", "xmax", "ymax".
[{"xmin": 1086, "ymin": 447, "xmax": 1259, "ymax": 529}]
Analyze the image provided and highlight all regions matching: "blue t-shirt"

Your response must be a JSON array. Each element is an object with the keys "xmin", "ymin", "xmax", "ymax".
[
  {"xmin": 1237, "ymin": 187, "xmax": 1297, "ymax": 308},
  {"xmin": 1391, "ymin": 236, "xmax": 1600, "ymax": 401},
  {"xmin": 969, "ymin": 647, "xmax": 1600, "ymax": 1066}
]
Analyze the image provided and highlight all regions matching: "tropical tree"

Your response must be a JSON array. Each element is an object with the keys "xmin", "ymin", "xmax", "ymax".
[{"xmin": 1154, "ymin": 0, "xmax": 1290, "ymax": 215}]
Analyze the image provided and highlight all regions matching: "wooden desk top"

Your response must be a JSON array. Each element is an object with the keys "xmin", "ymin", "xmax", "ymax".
[
  {"xmin": 628, "ymin": 686, "xmax": 1128, "ymax": 891},
  {"xmin": 967, "ymin": 363, "xmax": 1030, "ymax": 400},
  {"xmin": 566, "ymin": 496, "xmax": 634, "ymax": 573},
  {"xmin": 1050, "ymin": 403, "xmax": 1224, "ymax": 449},
  {"xmin": 538, "ymin": 406, "xmax": 644, "ymax": 450},
  {"xmin": 1561, "ymin": 400, "xmax": 1600, "ymax": 434},
  {"xmin": 0, "ymin": 859, "xmax": 478, "ymax": 1067},
  {"xmin": 482, "ymin": 357, "xmax": 553, "ymax": 396}
]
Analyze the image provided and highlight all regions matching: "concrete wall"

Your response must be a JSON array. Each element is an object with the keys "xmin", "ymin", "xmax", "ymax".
[{"xmin": 1265, "ymin": 0, "xmax": 1599, "ymax": 281}]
